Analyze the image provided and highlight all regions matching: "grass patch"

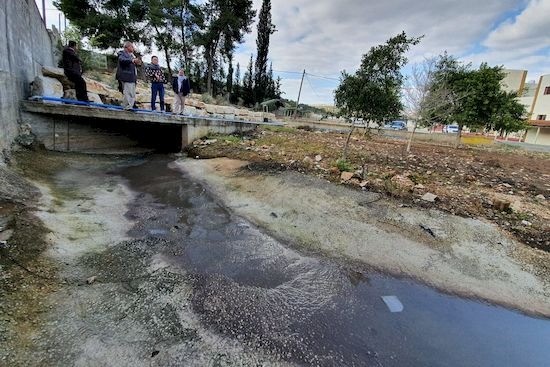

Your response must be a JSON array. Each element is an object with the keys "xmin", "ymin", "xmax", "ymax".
[
  {"xmin": 262, "ymin": 125, "xmax": 296, "ymax": 133},
  {"xmin": 335, "ymin": 159, "xmax": 353, "ymax": 172}
]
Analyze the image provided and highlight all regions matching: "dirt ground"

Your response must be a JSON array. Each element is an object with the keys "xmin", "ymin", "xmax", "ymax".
[{"xmin": 187, "ymin": 126, "xmax": 550, "ymax": 252}]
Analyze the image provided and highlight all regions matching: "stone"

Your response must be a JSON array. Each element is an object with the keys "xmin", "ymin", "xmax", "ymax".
[
  {"xmin": 341, "ymin": 171, "xmax": 354, "ymax": 181},
  {"xmin": 87, "ymin": 92, "xmax": 103, "ymax": 104},
  {"xmin": 42, "ymin": 66, "xmax": 72, "ymax": 88},
  {"xmin": 535, "ymin": 194, "xmax": 546, "ymax": 201},
  {"xmin": 315, "ymin": 155, "xmax": 323, "ymax": 162},
  {"xmin": 390, "ymin": 175, "xmax": 415, "ymax": 191},
  {"xmin": 421, "ymin": 193, "xmax": 438, "ymax": 202},
  {"xmin": 86, "ymin": 276, "xmax": 97, "ymax": 284},
  {"xmin": 84, "ymin": 78, "xmax": 114, "ymax": 95},
  {"xmin": 359, "ymin": 180, "xmax": 369, "ymax": 188},
  {"xmin": 303, "ymin": 156, "xmax": 314, "ymax": 166},
  {"xmin": 493, "ymin": 199, "xmax": 511, "ymax": 211},
  {"xmin": 42, "ymin": 66, "xmax": 65, "ymax": 78},
  {"xmin": 521, "ymin": 220, "xmax": 532, "ymax": 226},
  {"xmin": 30, "ymin": 76, "xmax": 63, "ymax": 100},
  {"xmin": 63, "ymin": 89, "xmax": 76, "ymax": 100}
]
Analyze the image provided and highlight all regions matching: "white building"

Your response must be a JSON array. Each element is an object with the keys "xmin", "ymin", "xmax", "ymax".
[{"xmin": 502, "ymin": 70, "xmax": 550, "ymax": 145}]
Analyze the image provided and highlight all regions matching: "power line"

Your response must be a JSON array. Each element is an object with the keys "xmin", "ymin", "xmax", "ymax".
[
  {"xmin": 273, "ymin": 69, "xmax": 340, "ymax": 82},
  {"xmin": 304, "ymin": 74, "xmax": 324, "ymax": 100},
  {"xmin": 305, "ymin": 72, "xmax": 340, "ymax": 81}
]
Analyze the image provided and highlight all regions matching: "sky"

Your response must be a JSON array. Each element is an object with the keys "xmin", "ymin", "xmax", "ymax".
[{"xmin": 36, "ymin": 0, "xmax": 550, "ymax": 105}]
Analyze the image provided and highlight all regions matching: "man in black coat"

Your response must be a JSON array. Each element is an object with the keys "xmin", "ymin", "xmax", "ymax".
[{"xmin": 62, "ymin": 40, "xmax": 89, "ymax": 102}]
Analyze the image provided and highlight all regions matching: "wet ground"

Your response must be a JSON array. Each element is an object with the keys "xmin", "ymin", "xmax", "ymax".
[{"xmin": 3, "ymin": 154, "xmax": 550, "ymax": 366}]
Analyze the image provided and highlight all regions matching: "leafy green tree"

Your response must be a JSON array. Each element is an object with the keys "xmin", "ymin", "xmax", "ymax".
[
  {"xmin": 54, "ymin": 0, "xmax": 148, "ymax": 48},
  {"xmin": 492, "ymin": 92, "xmax": 529, "ymax": 136},
  {"xmin": 423, "ymin": 54, "xmax": 528, "ymax": 147},
  {"xmin": 335, "ymin": 31, "xmax": 422, "ymax": 124},
  {"xmin": 254, "ymin": 0, "xmax": 276, "ymax": 103},
  {"xmin": 231, "ymin": 62, "xmax": 241, "ymax": 104},
  {"xmin": 226, "ymin": 55, "xmax": 234, "ymax": 99},
  {"xmin": 196, "ymin": 0, "xmax": 255, "ymax": 95},
  {"xmin": 242, "ymin": 54, "xmax": 254, "ymax": 106}
]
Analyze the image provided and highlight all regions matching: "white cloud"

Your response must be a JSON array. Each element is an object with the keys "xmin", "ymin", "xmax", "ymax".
[
  {"xmin": 234, "ymin": 0, "xmax": 534, "ymax": 104},
  {"xmin": 38, "ymin": 0, "xmax": 549, "ymax": 104}
]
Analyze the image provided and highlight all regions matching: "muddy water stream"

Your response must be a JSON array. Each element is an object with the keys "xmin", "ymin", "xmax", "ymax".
[
  {"xmin": 114, "ymin": 155, "xmax": 550, "ymax": 366},
  {"xmin": 9, "ymin": 153, "xmax": 548, "ymax": 366}
]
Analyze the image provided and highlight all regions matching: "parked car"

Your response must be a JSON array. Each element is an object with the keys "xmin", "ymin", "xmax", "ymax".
[
  {"xmin": 383, "ymin": 120, "xmax": 407, "ymax": 130},
  {"xmin": 443, "ymin": 125, "xmax": 459, "ymax": 133}
]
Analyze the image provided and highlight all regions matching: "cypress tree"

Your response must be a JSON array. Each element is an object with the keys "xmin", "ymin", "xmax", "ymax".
[{"xmin": 254, "ymin": 0, "xmax": 275, "ymax": 103}]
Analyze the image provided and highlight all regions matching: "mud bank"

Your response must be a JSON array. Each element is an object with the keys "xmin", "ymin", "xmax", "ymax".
[{"xmin": 178, "ymin": 158, "xmax": 550, "ymax": 317}]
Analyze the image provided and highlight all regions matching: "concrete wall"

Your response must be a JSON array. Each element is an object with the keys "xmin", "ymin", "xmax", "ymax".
[
  {"xmin": 502, "ymin": 69, "xmax": 526, "ymax": 94},
  {"xmin": 531, "ymin": 75, "xmax": 550, "ymax": 121},
  {"xmin": 22, "ymin": 110, "xmax": 259, "ymax": 153},
  {"xmin": 0, "ymin": 0, "xmax": 54, "ymax": 157}
]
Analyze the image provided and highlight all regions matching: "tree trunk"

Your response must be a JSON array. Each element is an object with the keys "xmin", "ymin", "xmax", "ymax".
[
  {"xmin": 163, "ymin": 47, "xmax": 173, "ymax": 77},
  {"xmin": 180, "ymin": 5, "xmax": 187, "ymax": 68},
  {"xmin": 342, "ymin": 123, "xmax": 356, "ymax": 160},
  {"xmin": 454, "ymin": 124, "xmax": 462, "ymax": 148},
  {"xmin": 406, "ymin": 121, "xmax": 417, "ymax": 153}
]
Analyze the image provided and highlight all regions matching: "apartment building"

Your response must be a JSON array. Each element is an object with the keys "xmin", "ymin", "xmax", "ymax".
[{"xmin": 502, "ymin": 70, "xmax": 550, "ymax": 145}]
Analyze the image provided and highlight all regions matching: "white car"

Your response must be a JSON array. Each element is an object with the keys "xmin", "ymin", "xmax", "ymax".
[{"xmin": 444, "ymin": 125, "xmax": 459, "ymax": 133}]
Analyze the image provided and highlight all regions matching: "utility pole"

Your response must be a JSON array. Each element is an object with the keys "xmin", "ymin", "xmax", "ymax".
[{"xmin": 294, "ymin": 69, "xmax": 305, "ymax": 119}]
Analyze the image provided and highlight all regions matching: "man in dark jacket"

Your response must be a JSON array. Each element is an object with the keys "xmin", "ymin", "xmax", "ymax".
[
  {"xmin": 144, "ymin": 56, "xmax": 166, "ymax": 112},
  {"xmin": 116, "ymin": 41, "xmax": 141, "ymax": 110},
  {"xmin": 62, "ymin": 40, "xmax": 89, "ymax": 102},
  {"xmin": 171, "ymin": 68, "xmax": 191, "ymax": 115}
]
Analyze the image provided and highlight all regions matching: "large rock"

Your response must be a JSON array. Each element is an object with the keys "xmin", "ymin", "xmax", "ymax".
[
  {"xmin": 42, "ymin": 66, "xmax": 72, "ymax": 89},
  {"xmin": 84, "ymin": 78, "xmax": 114, "ymax": 95},
  {"xmin": 42, "ymin": 66, "xmax": 65, "ymax": 78},
  {"xmin": 30, "ymin": 76, "xmax": 63, "ymax": 101}
]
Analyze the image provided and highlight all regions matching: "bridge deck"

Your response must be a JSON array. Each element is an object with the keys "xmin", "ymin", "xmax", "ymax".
[
  {"xmin": 21, "ymin": 100, "xmax": 282, "ymax": 126},
  {"xmin": 21, "ymin": 99, "xmax": 282, "ymax": 152}
]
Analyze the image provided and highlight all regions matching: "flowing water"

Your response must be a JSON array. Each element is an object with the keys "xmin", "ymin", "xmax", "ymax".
[{"xmin": 112, "ymin": 155, "xmax": 550, "ymax": 367}]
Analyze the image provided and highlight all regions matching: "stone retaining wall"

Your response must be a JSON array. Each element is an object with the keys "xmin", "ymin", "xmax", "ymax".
[{"xmin": 0, "ymin": 0, "xmax": 55, "ymax": 159}]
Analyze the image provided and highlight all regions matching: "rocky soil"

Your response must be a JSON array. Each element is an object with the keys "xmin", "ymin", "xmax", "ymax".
[{"xmin": 187, "ymin": 126, "xmax": 550, "ymax": 252}]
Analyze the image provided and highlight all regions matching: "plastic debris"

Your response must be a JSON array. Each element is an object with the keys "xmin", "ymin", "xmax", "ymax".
[{"xmin": 381, "ymin": 295, "xmax": 404, "ymax": 313}]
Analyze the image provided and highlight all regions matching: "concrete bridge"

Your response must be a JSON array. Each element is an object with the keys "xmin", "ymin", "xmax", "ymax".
[{"xmin": 21, "ymin": 98, "xmax": 282, "ymax": 153}]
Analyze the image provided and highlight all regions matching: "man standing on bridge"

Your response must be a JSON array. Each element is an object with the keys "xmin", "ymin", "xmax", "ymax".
[
  {"xmin": 145, "ymin": 56, "xmax": 166, "ymax": 112},
  {"xmin": 62, "ymin": 40, "xmax": 89, "ymax": 102},
  {"xmin": 116, "ymin": 41, "xmax": 142, "ymax": 110}
]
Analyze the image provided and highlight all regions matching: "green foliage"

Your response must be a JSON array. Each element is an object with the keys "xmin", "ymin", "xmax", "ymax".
[
  {"xmin": 335, "ymin": 159, "xmax": 353, "ymax": 172},
  {"xmin": 195, "ymin": 0, "xmax": 255, "ymax": 94},
  {"xmin": 335, "ymin": 31, "xmax": 422, "ymax": 124},
  {"xmin": 422, "ymin": 53, "xmax": 529, "ymax": 135},
  {"xmin": 54, "ymin": 0, "xmax": 149, "ymax": 48},
  {"xmin": 254, "ymin": 0, "xmax": 276, "ymax": 103},
  {"xmin": 242, "ymin": 54, "xmax": 255, "ymax": 106}
]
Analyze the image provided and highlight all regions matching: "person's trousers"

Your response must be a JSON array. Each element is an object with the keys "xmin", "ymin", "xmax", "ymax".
[
  {"xmin": 173, "ymin": 93, "xmax": 186, "ymax": 114},
  {"xmin": 65, "ymin": 72, "xmax": 89, "ymax": 101},
  {"xmin": 151, "ymin": 83, "xmax": 165, "ymax": 111},
  {"xmin": 122, "ymin": 82, "xmax": 136, "ymax": 110}
]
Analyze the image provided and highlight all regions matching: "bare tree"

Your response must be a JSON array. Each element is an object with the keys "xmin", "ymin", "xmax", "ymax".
[{"xmin": 402, "ymin": 58, "xmax": 436, "ymax": 152}]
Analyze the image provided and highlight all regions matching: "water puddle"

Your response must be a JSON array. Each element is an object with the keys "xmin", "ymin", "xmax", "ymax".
[{"xmin": 117, "ymin": 156, "xmax": 550, "ymax": 366}]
